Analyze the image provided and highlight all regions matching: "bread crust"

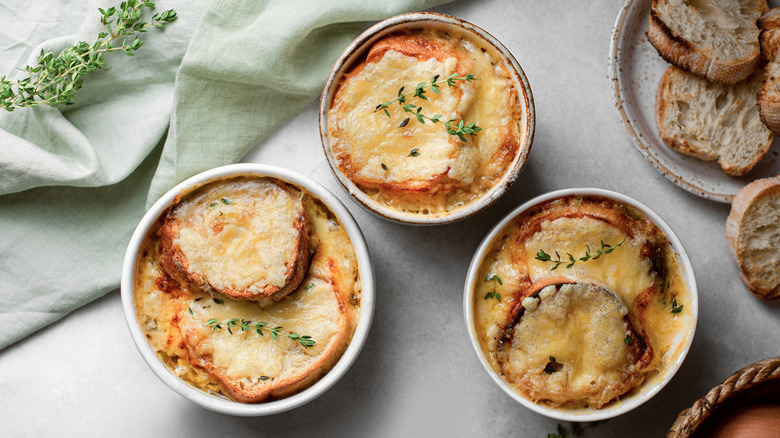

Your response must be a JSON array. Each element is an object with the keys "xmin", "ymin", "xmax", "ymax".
[
  {"xmin": 757, "ymin": 8, "xmax": 780, "ymax": 135},
  {"xmin": 647, "ymin": 0, "xmax": 766, "ymax": 85},
  {"xmin": 725, "ymin": 176, "xmax": 780, "ymax": 300},
  {"xmin": 656, "ymin": 66, "xmax": 773, "ymax": 176},
  {"xmin": 491, "ymin": 196, "xmax": 677, "ymax": 408},
  {"xmin": 180, "ymin": 261, "xmax": 350, "ymax": 403},
  {"xmin": 158, "ymin": 181, "xmax": 312, "ymax": 302}
]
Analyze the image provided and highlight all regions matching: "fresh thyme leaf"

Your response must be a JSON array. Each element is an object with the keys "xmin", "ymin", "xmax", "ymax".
[
  {"xmin": 624, "ymin": 333, "xmax": 633, "ymax": 345},
  {"xmin": 259, "ymin": 375, "xmax": 270, "ymax": 381},
  {"xmin": 484, "ymin": 291, "xmax": 501, "ymax": 302},
  {"xmin": 205, "ymin": 319, "xmax": 316, "ymax": 348},
  {"xmin": 188, "ymin": 306, "xmax": 193, "ymax": 315},
  {"xmin": 381, "ymin": 163, "xmax": 388, "ymax": 171},
  {"xmin": 372, "ymin": 74, "xmax": 481, "ymax": 140},
  {"xmin": 671, "ymin": 299, "xmax": 683, "ymax": 314},
  {"xmin": 535, "ymin": 239, "xmax": 625, "ymax": 271},
  {"xmin": 194, "ymin": 297, "xmax": 202, "ymax": 302},
  {"xmin": 220, "ymin": 198, "xmax": 233, "ymax": 205},
  {"xmin": 207, "ymin": 202, "xmax": 217, "ymax": 208},
  {"xmin": 213, "ymin": 298, "xmax": 223, "ymax": 305},
  {"xmin": 484, "ymin": 274, "xmax": 503, "ymax": 285},
  {"xmin": 1, "ymin": 0, "xmax": 177, "ymax": 111},
  {"xmin": 408, "ymin": 147, "xmax": 420, "ymax": 157},
  {"xmin": 304, "ymin": 284, "xmax": 314, "ymax": 290}
]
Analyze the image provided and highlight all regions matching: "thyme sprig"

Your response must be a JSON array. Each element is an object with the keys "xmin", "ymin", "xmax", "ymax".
[
  {"xmin": 547, "ymin": 421, "xmax": 607, "ymax": 438},
  {"xmin": 483, "ymin": 274, "xmax": 503, "ymax": 302},
  {"xmin": 373, "ymin": 73, "xmax": 482, "ymax": 143},
  {"xmin": 1, "ymin": 1, "xmax": 177, "ymax": 111},
  {"xmin": 205, "ymin": 318, "xmax": 315, "ymax": 348},
  {"xmin": 535, "ymin": 239, "xmax": 626, "ymax": 271},
  {"xmin": 670, "ymin": 299, "xmax": 683, "ymax": 314}
]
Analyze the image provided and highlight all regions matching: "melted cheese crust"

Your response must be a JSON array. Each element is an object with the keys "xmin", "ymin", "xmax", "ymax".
[
  {"xmin": 328, "ymin": 28, "xmax": 525, "ymax": 216},
  {"xmin": 165, "ymin": 178, "xmax": 307, "ymax": 297},
  {"xmin": 474, "ymin": 196, "xmax": 694, "ymax": 409},
  {"xmin": 134, "ymin": 178, "xmax": 361, "ymax": 402}
]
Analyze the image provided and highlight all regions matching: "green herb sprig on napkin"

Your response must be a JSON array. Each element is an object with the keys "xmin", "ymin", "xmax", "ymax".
[{"xmin": 0, "ymin": 0, "xmax": 177, "ymax": 111}]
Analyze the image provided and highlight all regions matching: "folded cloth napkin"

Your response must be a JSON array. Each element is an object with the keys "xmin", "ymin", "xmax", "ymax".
[{"xmin": 0, "ymin": 0, "xmax": 450, "ymax": 349}]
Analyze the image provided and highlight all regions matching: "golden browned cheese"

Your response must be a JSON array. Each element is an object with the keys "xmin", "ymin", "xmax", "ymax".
[
  {"xmin": 134, "ymin": 177, "xmax": 361, "ymax": 403},
  {"xmin": 473, "ymin": 196, "xmax": 694, "ymax": 409},
  {"xmin": 328, "ymin": 28, "xmax": 525, "ymax": 215}
]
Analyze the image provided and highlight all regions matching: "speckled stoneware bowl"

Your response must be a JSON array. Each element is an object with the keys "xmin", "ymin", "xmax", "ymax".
[
  {"xmin": 120, "ymin": 164, "xmax": 375, "ymax": 416},
  {"xmin": 319, "ymin": 12, "xmax": 535, "ymax": 225},
  {"xmin": 464, "ymin": 188, "xmax": 698, "ymax": 421}
]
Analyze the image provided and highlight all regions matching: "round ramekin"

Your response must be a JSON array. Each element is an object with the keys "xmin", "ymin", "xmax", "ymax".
[
  {"xmin": 120, "ymin": 163, "xmax": 375, "ymax": 416},
  {"xmin": 319, "ymin": 12, "xmax": 535, "ymax": 225},
  {"xmin": 463, "ymin": 188, "xmax": 698, "ymax": 421}
]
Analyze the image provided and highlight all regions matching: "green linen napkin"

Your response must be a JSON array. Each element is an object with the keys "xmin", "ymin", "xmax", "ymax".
[{"xmin": 0, "ymin": 0, "xmax": 450, "ymax": 349}]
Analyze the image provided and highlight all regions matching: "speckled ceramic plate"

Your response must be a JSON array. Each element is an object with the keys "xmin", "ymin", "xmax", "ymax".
[{"xmin": 609, "ymin": 0, "xmax": 780, "ymax": 203}]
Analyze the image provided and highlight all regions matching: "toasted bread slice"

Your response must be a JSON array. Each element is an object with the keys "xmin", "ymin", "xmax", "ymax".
[
  {"xmin": 648, "ymin": 0, "xmax": 767, "ymax": 84},
  {"xmin": 159, "ymin": 178, "xmax": 312, "ymax": 301},
  {"xmin": 178, "ymin": 262, "xmax": 349, "ymax": 403},
  {"xmin": 496, "ymin": 282, "xmax": 652, "ymax": 409},
  {"xmin": 656, "ymin": 66, "xmax": 772, "ymax": 176},
  {"xmin": 329, "ymin": 34, "xmax": 471, "ymax": 194},
  {"xmin": 758, "ymin": 8, "xmax": 780, "ymax": 134},
  {"xmin": 725, "ymin": 176, "xmax": 780, "ymax": 300}
]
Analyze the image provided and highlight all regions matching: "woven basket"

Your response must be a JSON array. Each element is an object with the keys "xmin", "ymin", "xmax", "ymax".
[{"xmin": 667, "ymin": 357, "xmax": 780, "ymax": 437}]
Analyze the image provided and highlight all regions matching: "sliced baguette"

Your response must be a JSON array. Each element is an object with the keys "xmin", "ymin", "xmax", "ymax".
[
  {"xmin": 159, "ymin": 178, "xmax": 312, "ymax": 302},
  {"xmin": 725, "ymin": 176, "xmax": 780, "ymax": 300},
  {"xmin": 758, "ymin": 8, "xmax": 780, "ymax": 135},
  {"xmin": 648, "ymin": 0, "xmax": 768, "ymax": 85},
  {"xmin": 656, "ymin": 66, "xmax": 773, "ymax": 176}
]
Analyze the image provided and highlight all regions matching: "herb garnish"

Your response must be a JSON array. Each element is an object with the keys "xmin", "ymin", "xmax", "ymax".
[
  {"xmin": 484, "ymin": 291, "xmax": 501, "ymax": 302},
  {"xmin": 1, "ymin": 1, "xmax": 177, "ymax": 111},
  {"xmin": 407, "ymin": 147, "xmax": 420, "ymax": 157},
  {"xmin": 624, "ymin": 333, "xmax": 633, "ymax": 345},
  {"xmin": 205, "ymin": 318, "xmax": 315, "ymax": 348},
  {"xmin": 381, "ymin": 163, "xmax": 388, "ymax": 171},
  {"xmin": 535, "ymin": 239, "xmax": 626, "ymax": 271},
  {"xmin": 547, "ymin": 421, "xmax": 606, "ymax": 438},
  {"xmin": 373, "ymin": 73, "xmax": 482, "ymax": 142},
  {"xmin": 220, "ymin": 198, "xmax": 234, "ymax": 205},
  {"xmin": 213, "ymin": 298, "xmax": 223, "ymax": 305},
  {"xmin": 544, "ymin": 355, "xmax": 562, "ymax": 374},
  {"xmin": 304, "ymin": 284, "xmax": 314, "ymax": 290},
  {"xmin": 483, "ymin": 274, "xmax": 503, "ymax": 302},
  {"xmin": 670, "ymin": 299, "xmax": 683, "ymax": 314}
]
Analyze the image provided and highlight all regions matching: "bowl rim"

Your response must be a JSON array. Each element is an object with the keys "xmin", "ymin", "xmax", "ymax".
[
  {"xmin": 462, "ymin": 187, "xmax": 699, "ymax": 421},
  {"xmin": 318, "ymin": 11, "xmax": 535, "ymax": 225},
  {"xmin": 120, "ymin": 163, "xmax": 375, "ymax": 416}
]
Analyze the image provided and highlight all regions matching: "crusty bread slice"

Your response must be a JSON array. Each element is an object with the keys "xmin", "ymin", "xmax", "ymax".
[
  {"xmin": 656, "ymin": 66, "xmax": 773, "ymax": 176},
  {"xmin": 496, "ymin": 282, "xmax": 652, "ymax": 409},
  {"xmin": 180, "ymin": 266, "xmax": 350, "ymax": 403},
  {"xmin": 648, "ymin": 0, "xmax": 768, "ymax": 84},
  {"xmin": 159, "ymin": 178, "xmax": 312, "ymax": 301},
  {"xmin": 725, "ymin": 176, "xmax": 780, "ymax": 300},
  {"xmin": 757, "ymin": 8, "xmax": 780, "ymax": 134}
]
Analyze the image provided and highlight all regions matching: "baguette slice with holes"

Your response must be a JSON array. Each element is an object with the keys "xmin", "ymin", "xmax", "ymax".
[
  {"xmin": 648, "ymin": 0, "xmax": 768, "ymax": 85},
  {"xmin": 159, "ymin": 178, "xmax": 312, "ymax": 302},
  {"xmin": 725, "ymin": 176, "xmax": 780, "ymax": 300},
  {"xmin": 757, "ymin": 8, "xmax": 780, "ymax": 134},
  {"xmin": 656, "ymin": 66, "xmax": 772, "ymax": 176}
]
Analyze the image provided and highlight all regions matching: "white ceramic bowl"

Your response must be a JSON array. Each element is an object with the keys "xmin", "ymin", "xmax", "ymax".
[
  {"xmin": 319, "ymin": 12, "xmax": 535, "ymax": 225},
  {"xmin": 463, "ymin": 188, "xmax": 698, "ymax": 421},
  {"xmin": 120, "ymin": 164, "xmax": 375, "ymax": 416}
]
